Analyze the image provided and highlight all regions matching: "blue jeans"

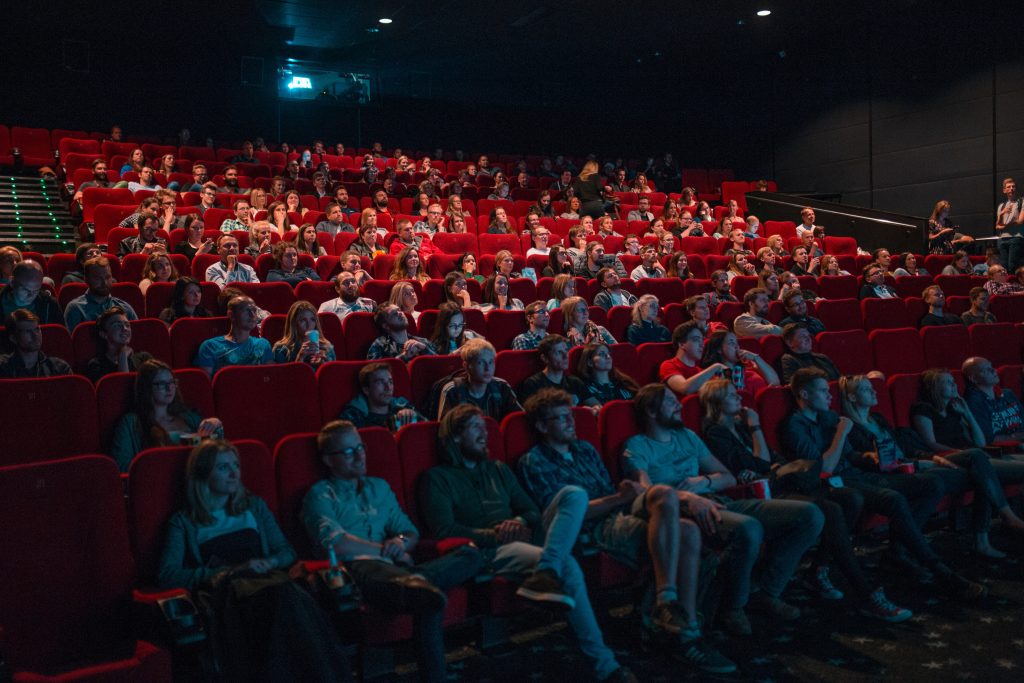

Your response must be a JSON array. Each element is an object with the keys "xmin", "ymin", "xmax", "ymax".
[
  {"xmin": 998, "ymin": 237, "xmax": 1024, "ymax": 273},
  {"xmin": 927, "ymin": 449, "xmax": 1024, "ymax": 532},
  {"xmin": 720, "ymin": 499, "xmax": 824, "ymax": 607},
  {"xmin": 491, "ymin": 485, "xmax": 620, "ymax": 680},
  {"xmin": 347, "ymin": 545, "xmax": 482, "ymax": 683}
]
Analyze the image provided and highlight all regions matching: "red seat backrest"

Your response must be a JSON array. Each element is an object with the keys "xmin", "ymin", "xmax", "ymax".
[
  {"xmin": 169, "ymin": 316, "xmax": 230, "ymax": 368},
  {"xmin": 213, "ymin": 363, "xmax": 321, "ymax": 447},
  {"xmin": 317, "ymin": 359, "xmax": 411, "ymax": 421},
  {"xmin": 870, "ymin": 328, "xmax": 926, "ymax": 376},
  {"xmin": 861, "ymin": 298, "xmax": 911, "ymax": 331},
  {"xmin": 0, "ymin": 377, "xmax": 99, "ymax": 465},
  {"xmin": 968, "ymin": 323, "xmax": 1021, "ymax": 367},
  {"xmin": 920, "ymin": 325, "xmax": 971, "ymax": 370}
]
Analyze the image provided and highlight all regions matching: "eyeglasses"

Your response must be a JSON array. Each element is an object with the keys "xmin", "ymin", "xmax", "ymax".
[{"xmin": 324, "ymin": 443, "xmax": 366, "ymax": 459}]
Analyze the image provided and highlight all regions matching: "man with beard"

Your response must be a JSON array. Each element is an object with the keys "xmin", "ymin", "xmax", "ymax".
[
  {"xmin": 419, "ymin": 404, "xmax": 638, "ymax": 683},
  {"xmin": 64, "ymin": 257, "xmax": 138, "ymax": 330},
  {"xmin": 366, "ymin": 304, "xmax": 436, "ymax": 361},
  {"xmin": 318, "ymin": 271, "xmax": 376, "ymax": 322},
  {"xmin": 72, "ymin": 158, "xmax": 112, "ymax": 203}
]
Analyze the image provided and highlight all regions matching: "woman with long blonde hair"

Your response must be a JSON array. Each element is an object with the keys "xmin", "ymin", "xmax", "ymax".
[{"xmin": 272, "ymin": 300, "xmax": 335, "ymax": 365}]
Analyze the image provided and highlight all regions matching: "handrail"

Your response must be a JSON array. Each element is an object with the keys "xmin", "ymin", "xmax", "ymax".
[{"xmin": 745, "ymin": 194, "xmax": 919, "ymax": 229}]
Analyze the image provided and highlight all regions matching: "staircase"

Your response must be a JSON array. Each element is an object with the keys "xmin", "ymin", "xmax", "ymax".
[{"xmin": 0, "ymin": 175, "xmax": 77, "ymax": 254}]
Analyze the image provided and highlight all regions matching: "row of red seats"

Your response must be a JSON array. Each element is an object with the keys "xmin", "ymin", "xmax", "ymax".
[{"xmin": 9, "ymin": 315, "xmax": 1024, "ymax": 467}]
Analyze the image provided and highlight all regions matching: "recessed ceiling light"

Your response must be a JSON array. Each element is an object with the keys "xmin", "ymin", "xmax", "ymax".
[
  {"xmin": 757, "ymin": 9, "xmax": 771, "ymax": 17},
  {"xmin": 378, "ymin": 17, "xmax": 393, "ymax": 24}
]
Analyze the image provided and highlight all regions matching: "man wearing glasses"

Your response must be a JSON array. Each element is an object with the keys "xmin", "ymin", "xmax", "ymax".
[
  {"xmin": 196, "ymin": 183, "xmax": 220, "ymax": 216},
  {"xmin": 303, "ymin": 420, "xmax": 482, "ymax": 683},
  {"xmin": 413, "ymin": 203, "xmax": 446, "ymax": 236},
  {"xmin": 512, "ymin": 300, "xmax": 551, "ymax": 350},
  {"xmin": 182, "ymin": 163, "xmax": 209, "ymax": 193}
]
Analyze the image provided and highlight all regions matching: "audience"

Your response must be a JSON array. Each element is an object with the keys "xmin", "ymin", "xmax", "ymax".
[
  {"xmin": 575, "ymin": 342, "xmax": 639, "ymax": 405},
  {"xmin": 984, "ymin": 264, "xmax": 1024, "ymax": 296},
  {"xmin": 266, "ymin": 241, "xmax": 319, "ymax": 285},
  {"xmin": 962, "ymin": 356, "xmax": 1024, "ymax": 446},
  {"xmin": 420, "ymin": 404, "xmax": 637, "ymax": 682},
  {"xmin": 159, "ymin": 439, "xmax": 351, "ymax": 680},
  {"xmin": 626, "ymin": 294, "xmax": 670, "ymax": 344},
  {"xmin": 561, "ymin": 296, "xmax": 616, "ymax": 346},
  {"xmin": 110, "ymin": 360, "xmax": 223, "ymax": 471},
  {"xmin": 195, "ymin": 295, "xmax": 273, "ymax": 376},
  {"xmin": 0, "ymin": 309, "xmax": 72, "ymax": 377},
  {"xmin": 436, "ymin": 339, "xmax": 521, "ymax": 420},
  {"xmin": 733, "ymin": 288, "xmax": 782, "ymax": 339},
  {"xmin": 660, "ymin": 321, "xmax": 729, "ymax": 396},
  {"xmin": 518, "ymin": 334, "xmax": 595, "ymax": 408},
  {"xmin": 700, "ymin": 378, "xmax": 912, "ymax": 622},
  {"xmin": 781, "ymin": 368, "xmax": 986, "ymax": 598},
  {"xmin": 271, "ymin": 301, "xmax": 336, "ymax": 365},
  {"xmin": 159, "ymin": 276, "xmax": 210, "ymax": 325},
  {"xmin": 961, "ymin": 286, "xmax": 996, "ymax": 324},
  {"xmin": 702, "ymin": 329, "xmax": 779, "ymax": 403},
  {"xmin": 479, "ymin": 274, "xmax": 524, "ymax": 312},
  {"xmin": 517, "ymin": 388, "xmax": 735, "ymax": 674},
  {"xmin": 84, "ymin": 307, "xmax": 153, "ymax": 382},
  {"xmin": 205, "ymin": 235, "xmax": 260, "ymax": 287},
  {"xmin": 778, "ymin": 289, "xmax": 825, "ymax": 336},
  {"xmin": 918, "ymin": 285, "xmax": 962, "ymax": 327},
  {"xmin": 592, "ymin": 267, "xmax": 637, "ymax": 311},
  {"xmin": 779, "ymin": 323, "xmax": 840, "ymax": 383},
  {"xmin": 367, "ymin": 303, "xmax": 436, "ymax": 361},
  {"xmin": 65, "ymin": 257, "xmax": 139, "ymax": 330},
  {"xmin": 625, "ymin": 383, "xmax": 823, "ymax": 633},
  {"xmin": 302, "ymin": 420, "xmax": 482, "ymax": 683},
  {"xmin": 0, "ymin": 260, "xmax": 63, "ymax": 324},
  {"xmin": 338, "ymin": 362, "xmax": 424, "ymax": 430},
  {"xmin": 138, "ymin": 252, "xmax": 178, "ymax": 295},
  {"xmin": 430, "ymin": 302, "xmax": 482, "ymax": 354},
  {"xmin": 858, "ymin": 264, "xmax": 897, "ymax": 299}
]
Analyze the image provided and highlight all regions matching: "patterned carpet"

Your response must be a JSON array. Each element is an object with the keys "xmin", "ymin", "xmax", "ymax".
[{"xmin": 391, "ymin": 523, "xmax": 1024, "ymax": 682}]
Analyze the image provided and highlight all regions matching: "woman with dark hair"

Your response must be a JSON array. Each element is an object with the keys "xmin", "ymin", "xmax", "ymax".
[
  {"xmin": 941, "ymin": 250, "xmax": 973, "ymax": 276},
  {"xmin": 906, "ymin": 370, "xmax": 1024, "ymax": 553},
  {"xmin": 576, "ymin": 342, "xmax": 638, "ymax": 405},
  {"xmin": 160, "ymin": 277, "xmax": 211, "ymax": 325},
  {"xmin": 266, "ymin": 200, "xmax": 294, "ymax": 237},
  {"xmin": 457, "ymin": 252, "xmax": 484, "ymax": 284},
  {"xmin": 284, "ymin": 190, "xmax": 308, "ymax": 217},
  {"xmin": 119, "ymin": 148, "xmax": 146, "ymax": 175},
  {"xmin": 666, "ymin": 251, "xmax": 692, "ymax": 281},
  {"xmin": 893, "ymin": 252, "xmax": 929, "ymax": 277},
  {"xmin": 430, "ymin": 301, "xmax": 482, "ymax": 354},
  {"xmin": 443, "ymin": 271, "xmax": 473, "ymax": 307},
  {"xmin": 530, "ymin": 190, "xmax": 554, "ymax": 218},
  {"xmin": 175, "ymin": 215, "xmax": 214, "ymax": 261},
  {"xmin": 272, "ymin": 300, "xmax": 335, "ymax": 365},
  {"xmin": 700, "ymin": 329, "xmax": 779, "ymax": 403},
  {"xmin": 268, "ymin": 241, "xmax": 319, "ymax": 286},
  {"xmin": 85, "ymin": 307, "xmax": 154, "ymax": 383},
  {"xmin": 293, "ymin": 224, "xmax": 327, "ymax": 258},
  {"xmin": 757, "ymin": 269, "xmax": 781, "ymax": 300},
  {"xmin": 157, "ymin": 439, "xmax": 352, "ymax": 681},
  {"xmin": 479, "ymin": 274, "xmax": 524, "ymax": 312},
  {"xmin": 110, "ymin": 360, "xmax": 223, "ymax": 471},
  {"xmin": 542, "ymin": 245, "xmax": 574, "ymax": 278}
]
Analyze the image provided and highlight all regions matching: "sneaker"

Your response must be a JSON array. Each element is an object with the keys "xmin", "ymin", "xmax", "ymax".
[
  {"xmin": 675, "ymin": 636, "xmax": 738, "ymax": 674},
  {"xmin": 805, "ymin": 566, "xmax": 844, "ymax": 600},
  {"xmin": 515, "ymin": 569, "xmax": 575, "ymax": 610},
  {"xmin": 749, "ymin": 593, "xmax": 801, "ymax": 620},
  {"xmin": 860, "ymin": 588, "xmax": 913, "ymax": 623},
  {"xmin": 719, "ymin": 608, "xmax": 752, "ymax": 636},
  {"xmin": 648, "ymin": 601, "xmax": 688, "ymax": 635}
]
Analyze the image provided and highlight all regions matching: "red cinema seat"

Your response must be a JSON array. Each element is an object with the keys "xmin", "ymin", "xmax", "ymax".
[
  {"xmin": 71, "ymin": 318, "xmax": 172, "ymax": 373},
  {"xmin": 432, "ymin": 232, "xmax": 478, "ymax": 255},
  {"xmin": 598, "ymin": 400, "xmax": 639, "ymax": 482},
  {"xmin": 317, "ymin": 359, "xmax": 411, "ymax": 422},
  {"xmin": 822, "ymin": 236, "xmax": 857, "ymax": 255},
  {"xmin": 755, "ymin": 385, "xmax": 798, "ymax": 452},
  {"xmin": 968, "ymin": 323, "xmax": 1021, "ymax": 367},
  {"xmin": 935, "ymin": 275, "xmax": 986, "ymax": 297},
  {"xmin": 894, "ymin": 275, "xmax": 934, "ymax": 299},
  {"xmin": 861, "ymin": 298, "xmax": 911, "ymax": 331},
  {"xmin": 0, "ymin": 456, "xmax": 172, "ymax": 680},
  {"xmin": 272, "ymin": 433, "xmax": 333, "ymax": 557},
  {"xmin": 408, "ymin": 354, "xmax": 465, "ymax": 414},
  {"xmin": 297, "ymin": 281, "xmax": 338, "ymax": 310},
  {"xmin": 634, "ymin": 342, "xmax": 674, "ymax": 384},
  {"xmin": 870, "ymin": 328, "xmax": 926, "ymax": 376},
  {"xmin": 486, "ymin": 309, "xmax": 528, "ymax": 349},
  {"xmin": 815, "ymin": 329, "xmax": 874, "ymax": 375},
  {"xmin": 989, "ymin": 295, "xmax": 1024, "ymax": 323},
  {"xmin": 496, "ymin": 349, "xmax": 544, "ymax": 393},
  {"xmin": 58, "ymin": 137, "xmax": 101, "ymax": 159},
  {"xmin": 213, "ymin": 363, "xmax": 321, "ymax": 446},
  {"xmin": 11, "ymin": 126, "xmax": 53, "ymax": 165},
  {"xmin": 814, "ymin": 298, "xmax": 863, "ymax": 332},
  {"xmin": 715, "ymin": 301, "xmax": 745, "ymax": 327},
  {"xmin": 998, "ymin": 365, "xmax": 1023, "ymax": 397},
  {"xmin": 145, "ymin": 280, "xmax": 219, "ymax": 318},
  {"xmin": 637, "ymin": 278, "xmax": 686, "ymax": 304},
  {"xmin": 478, "ymin": 233, "xmax": 522, "ymax": 256},
  {"xmin": 887, "ymin": 373, "xmax": 923, "ymax": 427},
  {"xmin": 764, "ymin": 221, "xmax": 797, "ymax": 239},
  {"xmin": 816, "ymin": 276, "xmax": 859, "ymax": 301},
  {"xmin": 169, "ymin": 316, "xmax": 230, "ymax": 368},
  {"xmin": 342, "ymin": 311, "xmax": 381, "ymax": 359},
  {"xmin": 81, "ymin": 187, "xmax": 134, "ymax": 222},
  {"xmin": 224, "ymin": 281, "xmax": 296, "ymax": 314},
  {"xmin": 0, "ymin": 376, "xmax": 99, "ymax": 465},
  {"xmin": 40, "ymin": 324, "xmax": 73, "ymax": 363},
  {"xmin": 729, "ymin": 275, "xmax": 759, "ymax": 300},
  {"xmin": 128, "ymin": 440, "xmax": 277, "ymax": 586},
  {"xmin": 920, "ymin": 325, "xmax": 971, "ymax": 370}
]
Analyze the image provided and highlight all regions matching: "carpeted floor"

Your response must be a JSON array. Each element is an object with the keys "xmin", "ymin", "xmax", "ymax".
[{"xmin": 391, "ymin": 524, "xmax": 1024, "ymax": 682}]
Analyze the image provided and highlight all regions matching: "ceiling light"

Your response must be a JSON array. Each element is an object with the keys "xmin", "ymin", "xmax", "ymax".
[
  {"xmin": 378, "ymin": 17, "xmax": 393, "ymax": 24},
  {"xmin": 756, "ymin": 9, "xmax": 771, "ymax": 17}
]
